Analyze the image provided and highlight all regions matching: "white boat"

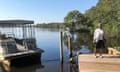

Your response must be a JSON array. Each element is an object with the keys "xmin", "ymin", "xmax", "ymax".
[{"xmin": 0, "ymin": 20, "xmax": 44, "ymax": 67}]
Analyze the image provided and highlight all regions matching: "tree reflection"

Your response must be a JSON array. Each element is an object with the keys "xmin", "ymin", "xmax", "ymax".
[
  {"xmin": 63, "ymin": 31, "xmax": 93, "ymax": 52},
  {"xmin": 63, "ymin": 31, "xmax": 120, "ymax": 53}
]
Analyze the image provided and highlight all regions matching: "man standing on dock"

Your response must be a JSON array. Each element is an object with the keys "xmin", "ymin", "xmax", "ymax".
[{"xmin": 93, "ymin": 23, "xmax": 106, "ymax": 58}]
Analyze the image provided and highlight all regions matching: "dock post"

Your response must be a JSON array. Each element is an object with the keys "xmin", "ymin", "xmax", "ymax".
[
  {"xmin": 59, "ymin": 31, "xmax": 63, "ymax": 64},
  {"xmin": 68, "ymin": 37, "xmax": 73, "ymax": 72},
  {"xmin": 60, "ymin": 63, "xmax": 64, "ymax": 72},
  {"xmin": 68, "ymin": 37, "xmax": 72, "ymax": 59}
]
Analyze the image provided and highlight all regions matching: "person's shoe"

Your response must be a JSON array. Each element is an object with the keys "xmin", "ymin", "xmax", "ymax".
[{"xmin": 99, "ymin": 56, "xmax": 103, "ymax": 58}]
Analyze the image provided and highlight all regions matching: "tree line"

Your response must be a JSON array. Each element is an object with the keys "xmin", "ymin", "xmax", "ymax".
[
  {"xmin": 36, "ymin": 0, "xmax": 120, "ymax": 35},
  {"xmin": 85, "ymin": 0, "xmax": 120, "ymax": 35},
  {"xmin": 36, "ymin": 22, "xmax": 63, "ymax": 28}
]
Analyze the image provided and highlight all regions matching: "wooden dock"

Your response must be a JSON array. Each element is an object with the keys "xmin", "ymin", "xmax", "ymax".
[{"xmin": 78, "ymin": 54, "xmax": 120, "ymax": 72}]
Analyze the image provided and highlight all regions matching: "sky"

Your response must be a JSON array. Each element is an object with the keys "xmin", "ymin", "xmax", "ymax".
[{"xmin": 0, "ymin": 0, "xmax": 98, "ymax": 24}]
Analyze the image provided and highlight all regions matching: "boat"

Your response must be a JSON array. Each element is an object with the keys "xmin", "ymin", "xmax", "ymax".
[{"xmin": 0, "ymin": 20, "xmax": 44, "ymax": 67}]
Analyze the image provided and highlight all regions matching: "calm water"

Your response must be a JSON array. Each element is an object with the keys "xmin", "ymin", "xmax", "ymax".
[
  {"xmin": 35, "ymin": 28, "xmax": 69, "ymax": 72},
  {"xmin": 0, "ymin": 28, "xmax": 70, "ymax": 72},
  {"xmin": 1, "ymin": 28, "xmax": 119, "ymax": 72}
]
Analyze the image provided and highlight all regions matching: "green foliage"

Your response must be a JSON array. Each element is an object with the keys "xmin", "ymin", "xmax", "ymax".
[
  {"xmin": 84, "ymin": 0, "xmax": 120, "ymax": 35},
  {"xmin": 37, "ymin": 0, "xmax": 120, "ymax": 35},
  {"xmin": 64, "ymin": 10, "xmax": 82, "ymax": 29},
  {"xmin": 114, "ymin": 46, "xmax": 120, "ymax": 51},
  {"xmin": 63, "ymin": 10, "xmax": 92, "ymax": 30}
]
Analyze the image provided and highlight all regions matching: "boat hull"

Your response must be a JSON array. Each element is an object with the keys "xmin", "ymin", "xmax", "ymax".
[{"xmin": 10, "ymin": 52, "xmax": 42, "ymax": 67}]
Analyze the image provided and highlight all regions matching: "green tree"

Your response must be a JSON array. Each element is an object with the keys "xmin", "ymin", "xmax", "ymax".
[
  {"xmin": 64, "ymin": 10, "xmax": 92, "ymax": 30},
  {"xmin": 64, "ymin": 10, "xmax": 84, "ymax": 30},
  {"xmin": 84, "ymin": 0, "xmax": 120, "ymax": 35}
]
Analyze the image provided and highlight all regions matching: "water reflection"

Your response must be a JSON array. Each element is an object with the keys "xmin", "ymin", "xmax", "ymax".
[
  {"xmin": 63, "ymin": 31, "xmax": 93, "ymax": 53},
  {"xmin": 60, "ymin": 63, "xmax": 63, "ymax": 72},
  {"xmin": 59, "ymin": 61, "xmax": 78, "ymax": 72},
  {"xmin": 63, "ymin": 31, "xmax": 120, "ymax": 54},
  {"xmin": 35, "ymin": 28, "xmax": 60, "ymax": 32},
  {"xmin": 0, "ymin": 61, "xmax": 44, "ymax": 72},
  {"xmin": 79, "ymin": 46, "xmax": 91, "ymax": 54},
  {"xmin": 1, "ymin": 28, "xmax": 120, "ymax": 72},
  {"xmin": 10, "ymin": 64, "xmax": 44, "ymax": 72},
  {"xmin": 68, "ymin": 62, "xmax": 78, "ymax": 72}
]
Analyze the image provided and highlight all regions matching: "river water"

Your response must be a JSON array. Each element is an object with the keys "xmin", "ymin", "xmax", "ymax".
[
  {"xmin": 34, "ymin": 28, "xmax": 69, "ymax": 72},
  {"xmin": 0, "ymin": 28, "xmax": 75, "ymax": 72},
  {"xmin": 1, "ymin": 28, "xmax": 100, "ymax": 72},
  {"xmin": 2, "ymin": 27, "xmax": 117, "ymax": 72}
]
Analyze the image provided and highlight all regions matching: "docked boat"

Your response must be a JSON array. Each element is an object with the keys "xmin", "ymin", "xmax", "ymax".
[{"xmin": 0, "ymin": 20, "xmax": 44, "ymax": 67}]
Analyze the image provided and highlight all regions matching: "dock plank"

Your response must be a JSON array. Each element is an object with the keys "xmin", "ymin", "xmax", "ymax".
[{"xmin": 78, "ymin": 54, "xmax": 120, "ymax": 72}]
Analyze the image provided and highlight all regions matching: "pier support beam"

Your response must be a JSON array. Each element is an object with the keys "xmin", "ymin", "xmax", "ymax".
[
  {"xmin": 68, "ymin": 37, "xmax": 72, "ymax": 59},
  {"xmin": 59, "ymin": 31, "xmax": 63, "ymax": 64}
]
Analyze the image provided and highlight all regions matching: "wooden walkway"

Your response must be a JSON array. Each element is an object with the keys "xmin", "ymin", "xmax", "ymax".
[{"xmin": 78, "ymin": 54, "xmax": 120, "ymax": 72}]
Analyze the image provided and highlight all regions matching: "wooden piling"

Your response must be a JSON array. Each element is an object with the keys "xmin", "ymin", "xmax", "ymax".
[
  {"xmin": 68, "ymin": 62, "xmax": 73, "ymax": 72},
  {"xmin": 60, "ymin": 63, "xmax": 64, "ymax": 72},
  {"xmin": 59, "ymin": 31, "xmax": 63, "ymax": 64},
  {"xmin": 68, "ymin": 37, "xmax": 72, "ymax": 59}
]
